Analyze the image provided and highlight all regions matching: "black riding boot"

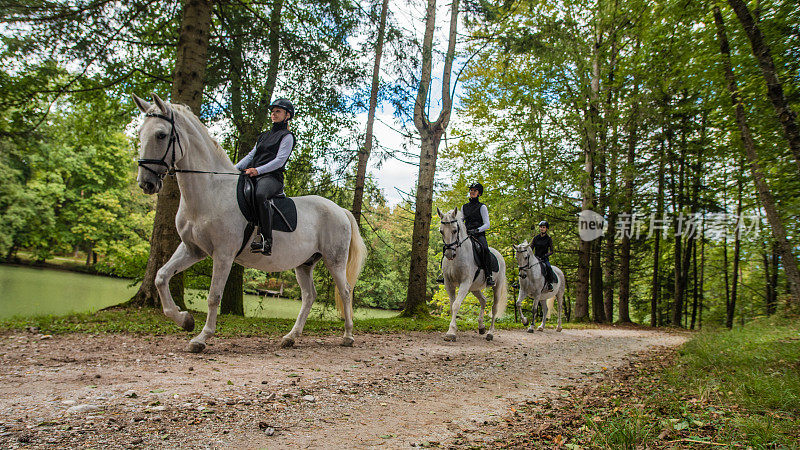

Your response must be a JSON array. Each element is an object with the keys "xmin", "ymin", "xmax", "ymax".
[{"xmin": 251, "ymin": 200, "xmax": 273, "ymax": 255}]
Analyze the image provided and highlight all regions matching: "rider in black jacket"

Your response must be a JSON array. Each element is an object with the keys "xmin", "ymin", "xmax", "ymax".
[
  {"xmin": 463, "ymin": 183, "xmax": 494, "ymax": 287},
  {"xmin": 530, "ymin": 220, "xmax": 555, "ymax": 291},
  {"xmin": 235, "ymin": 98, "xmax": 297, "ymax": 255}
]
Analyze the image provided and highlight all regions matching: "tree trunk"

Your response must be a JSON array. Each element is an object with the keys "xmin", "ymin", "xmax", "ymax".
[
  {"xmin": 591, "ymin": 239, "xmax": 605, "ymax": 323},
  {"xmin": 650, "ymin": 140, "xmax": 665, "ymax": 327},
  {"xmin": 352, "ymin": 0, "xmax": 389, "ymax": 226},
  {"xmin": 727, "ymin": 166, "xmax": 743, "ymax": 328},
  {"xmin": 690, "ymin": 232, "xmax": 698, "ymax": 329},
  {"xmin": 726, "ymin": 0, "xmax": 800, "ymax": 174},
  {"xmin": 403, "ymin": 0, "xmax": 459, "ymax": 317},
  {"xmin": 617, "ymin": 73, "xmax": 638, "ymax": 324},
  {"xmin": 714, "ymin": 6, "xmax": 800, "ymax": 305},
  {"xmin": 129, "ymin": 0, "xmax": 212, "ymax": 309}
]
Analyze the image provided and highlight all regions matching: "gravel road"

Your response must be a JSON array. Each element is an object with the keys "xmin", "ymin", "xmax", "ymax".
[{"xmin": 0, "ymin": 327, "xmax": 687, "ymax": 448}]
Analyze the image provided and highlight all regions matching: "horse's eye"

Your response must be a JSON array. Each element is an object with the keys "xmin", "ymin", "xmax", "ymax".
[{"xmin": 156, "ymin": 131, "xmax": 167, "ymax": 139}]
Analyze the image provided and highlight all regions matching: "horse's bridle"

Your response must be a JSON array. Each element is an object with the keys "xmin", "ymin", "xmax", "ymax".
[
  {"xmin": 441, "ymin": 219, "xmax": 469, "ymax": 252},
  {"xmin": 137, "ymin": 112, "xmax": 240, "ymax": 178},
  {"xmin": 137, "ymin": 112, "xmax": 182, "ymax": 179},
  {"xmin": 517, "ymin": 249, "xmax": 542, "ymax": 276}
]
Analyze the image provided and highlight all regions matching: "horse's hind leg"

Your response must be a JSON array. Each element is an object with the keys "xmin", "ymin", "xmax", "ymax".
[
  {"xmin": 155, "ymin": 243, "xmax": 205, "ymax": 332},
  {"xmin": 556, "ymin": 281, "xmax": 564, "ymax": 332},
  {"xmin": 187, "ymin": 255, "xmax": 234, "ymax": 353},
  {"xmin": 472, "ymin": 290, "xmax": 487, "ymax": 335},
  {"xmin": 329, "ymin": 266, "xmax": 354, "ymax": 347},
  {"xmin": 281, "ymin": 264, "xmax": 317, "ymax": 348}
]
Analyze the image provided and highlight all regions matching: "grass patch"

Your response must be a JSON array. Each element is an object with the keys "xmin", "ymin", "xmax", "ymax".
[{"xmin": 581, "ymin": 315, "xmax": 800, "ymax": 449}]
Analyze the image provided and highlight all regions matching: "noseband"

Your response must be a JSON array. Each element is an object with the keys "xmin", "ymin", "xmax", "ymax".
[
  {"xmin": 137, "ymin": 112, "xmax": 182, "ymax": 180},
  {"xmin": 441, "ymin": 219, "xmax": 469, "ymax": 252}
]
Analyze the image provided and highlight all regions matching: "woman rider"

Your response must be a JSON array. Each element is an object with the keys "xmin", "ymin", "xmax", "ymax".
[
  {"xmin": 463, "ymin": 182, "xmax": 494, "ymax": 286},
  {"xmin": 531, "ymin": 220, "xmax": 556, "ymax": 291},
  {"xmin": 235, "ymin": 98, "xmax": 296, "ymax": 255}
]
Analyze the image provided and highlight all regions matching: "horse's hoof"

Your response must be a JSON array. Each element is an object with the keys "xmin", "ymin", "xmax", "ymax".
[
  {"xmin": 478, "ymin": 327, "xmax": 486, "ymax": 335},
  {"xmin": 186, "ymin": 341, "xmax": 205, "ymax": 353},
  {"xmin": 280, "ymin": 338, "xmax": 295, "ymax": 348},
  {"xmin": 537, "ymin": 327, "xmax": 545, "ymax": 332},
  {"xmin": 556, "ymin": 327, "xmax": 563, "ymax": 332},
  {"xmin": 443, "ymin": 334, "xmax": 456, "ymax": 342},
  {"xmin": 340, "ymin": 337, "xmax": 354, "ymax": 347},
  {"xmin": 486, "ymin": 333, "xmax": 494, "ymax": 341},
  {"xmin": 527, "ymin": 328, "xmax": 535, "ymax": 333},
  {"xmin": 181, "ymin": 313, "xmax": 195, "ymax": 332}
]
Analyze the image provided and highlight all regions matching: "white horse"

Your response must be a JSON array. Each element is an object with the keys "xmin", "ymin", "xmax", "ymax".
[
  {"xmin": 132, "ymin": 93, "xmax": 366, "ymax": 352},
  {"xmin": 437, "ymin": 207, "xmax": 507, "ymax": 341},
  {"xmin": 513, "ymin": 241, "xmax": 565, "ymax": 332}
]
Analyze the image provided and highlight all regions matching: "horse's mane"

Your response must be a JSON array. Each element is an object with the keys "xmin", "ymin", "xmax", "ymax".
[{"xmin": 166, "ymin": 103, "xmax": 231, "ymax": 162}]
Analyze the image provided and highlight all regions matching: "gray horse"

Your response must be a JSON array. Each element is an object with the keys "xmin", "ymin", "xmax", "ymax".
[
  {"xmin": 132, "ymin": 93, "xmax": 366, "ymax": 352},
  {"xmin": 513, "ymin": 241, "xmax": 565, "ymax": 332},
  {"xmin": 437, "ymin": 207, "xmax": 507, "ymax": 341}
]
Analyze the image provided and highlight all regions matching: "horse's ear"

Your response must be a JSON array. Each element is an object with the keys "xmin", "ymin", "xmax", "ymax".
[
  {"xmin": 436, "ymin": 207, "xmax": 443, "ymax": 218},
  {"xmin": 151, "ymin": 93, "xmax": 172, "ymax": 116},
  {"xmin": 452, "ymin": 207, "xmax": 458, "ymax": 217},
  {"xmin": 132, "ymin": 94, "xmax": 152, "ymax": 113}
]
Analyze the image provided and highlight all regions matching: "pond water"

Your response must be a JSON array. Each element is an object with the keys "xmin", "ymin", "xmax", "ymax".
[{"xmin": 0, "ymin": 265, "xmax": 397, "ymax": 321}]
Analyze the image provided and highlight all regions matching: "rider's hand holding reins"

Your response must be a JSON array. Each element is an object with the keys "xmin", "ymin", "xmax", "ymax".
[{"xmin": 244, "ymin": 168, "xmax": 259, "ymax": 177}]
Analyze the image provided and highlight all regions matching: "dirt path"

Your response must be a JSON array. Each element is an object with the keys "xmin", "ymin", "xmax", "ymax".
[{"xmin": 0, "ymin": 327, "xmax": 686, "ymax": 448}]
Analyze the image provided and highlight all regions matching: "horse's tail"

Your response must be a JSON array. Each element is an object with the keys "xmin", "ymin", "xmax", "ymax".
[
  {"xmin": 493, "ymin": 260, "xmax": 508, "ymax": 318},
  {"xmin": 335, "ymin": 209, "xmax": 368, "ymax": 318}
]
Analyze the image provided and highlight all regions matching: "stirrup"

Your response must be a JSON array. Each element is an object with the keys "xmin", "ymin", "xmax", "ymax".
[
  {"xmin": 486, "ymin": 276, "xmax": 495, "ymax": 287},
  {"xmin": 436, "ymin": 274, "xmax": 445, "ymax": 284},
  {"xmin": 250, "ymin": 234, "xmax": 271, "ymax": 255},
  {"xmin": 543, "ymin": 283, "xmax": 553, "ymax": 293}
]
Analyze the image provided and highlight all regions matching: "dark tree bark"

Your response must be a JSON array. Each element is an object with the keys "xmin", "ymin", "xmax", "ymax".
[
  {"xmin": 726, "ymin": 0, "xmax": 800, "ymax": 174},
  {"xmin": 403, "ymin": 0, "xmax": 459, "ymax": 317},
  {"xmin": 727, "ymin": 166, "xmax": 744, "ymax": 328},
  {"xmin": 617, "ymin": 74, "xmax": 638, "ymax": 324},
  {"xmin": 352, "ymin": 0, "xmax": 389, "ymax": 226},
  {"xmin": 129, "ymin": 0, "xmax": 212, "ymax": 309},
  {"xmin": 714, "ymin": 6, "xmax": 800, "ymax": 305},
  {"xmin": 650, "ymin": 140, "xmax": 665, "ymax": 327}
]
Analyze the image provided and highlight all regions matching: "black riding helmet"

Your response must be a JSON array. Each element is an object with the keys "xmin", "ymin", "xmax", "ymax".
[
  {"xmin": 468, "ymin": 182, "xmax": 484, "ymax": 196},
  {"xmin": 538, "ymin": 220, "xmax": 549, "ymax": 229},
  {"xmin": 270, "ymin": 98, "xmax": 294, "ymax": 120}
]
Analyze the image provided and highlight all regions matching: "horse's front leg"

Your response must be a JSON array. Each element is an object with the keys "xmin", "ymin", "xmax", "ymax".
[
  {"xmin": 444, "ymin": 282, "xmax": 471, "ymax": 341},
  {"xmin": 538, "ymin": 296, "xmax": 549, "ymax": 331},
  {"xmin": 155, "ymin": 242, "xmax": 205, "ymax": 331},
  {"xmin": 472, "ymin": 290, "xmax": 487, "ymax": 335},
  {"xmin": 516, "ymin": 289, "xmax": 528, "ymax": 327},
  {"xmin": 527, "ymin": 297, "xmax": 539, "ymax": 333},
  {"xmin": 187, "ymin": 255, "xmax": 234, "ymax": 353}
]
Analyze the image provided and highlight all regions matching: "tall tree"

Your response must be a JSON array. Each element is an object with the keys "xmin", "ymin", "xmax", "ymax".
[
  {"xmin": 130, "ymin": 0, "xmax": 213, "ymax": 309},
  {"xmin": 713, "ymin": 5, "xmax": 800, "ymax": 305},
  {"xmin": 352, "ymin": 0, "xmax": 390, "ymax": 227},
  {"xmin": 402, "ymin": 0, "xmax": 460, "ymax": 317},
  {"xmin": 726, "ymin": 0, "xmax": 800, "ymax": 175}
]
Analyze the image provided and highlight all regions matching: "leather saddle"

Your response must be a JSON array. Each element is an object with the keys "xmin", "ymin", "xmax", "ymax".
[
  {"xmin": 470, "ymin": 237, "xmax": 500, "ymax": 282},
  {"xmin": 235, "ymin": 174, "xmax": 298, "ymax": 256}
]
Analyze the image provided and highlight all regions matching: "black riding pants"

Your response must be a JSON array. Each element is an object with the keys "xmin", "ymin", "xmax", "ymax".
[
  {"xmin": 539, "ymin": 256, "xmax": 554, "ymax": 283},
  {"xmin": 253, "ymin": 174, "xmax": 283, "ymax": 242},
  {"xmin": 473, "ymin": 233, "xmax": 492, "ymax": 278}
]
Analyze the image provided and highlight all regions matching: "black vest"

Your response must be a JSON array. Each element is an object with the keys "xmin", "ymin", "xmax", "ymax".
[
  {"xmin": 531, "ymin": 233, "xmax": 553, "ymax": 259},
  {"xmin": 462, "ymin": 198, "xmax": 486, "ymax": 233},
  {"xmin": 249, "ymin": 122, "xmax": 295, "ymax": 182}
]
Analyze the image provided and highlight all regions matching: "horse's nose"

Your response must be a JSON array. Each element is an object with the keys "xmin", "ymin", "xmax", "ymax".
[
  {"xmin": 140, "ymin": 180, "xmax": 155, "ymax": 193},
  {"xmin": 519, "ymin": 272, "xmax": 527, "ymax": 279}
]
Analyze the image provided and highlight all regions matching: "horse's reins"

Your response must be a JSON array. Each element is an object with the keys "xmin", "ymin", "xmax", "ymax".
[
  {"xmin": 137, "ymin": 112, "xmax": 241, "ymax": 177},
  {"xmin": 441, "ymin": 219, "xmax": 470, "ymax": 252}
]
